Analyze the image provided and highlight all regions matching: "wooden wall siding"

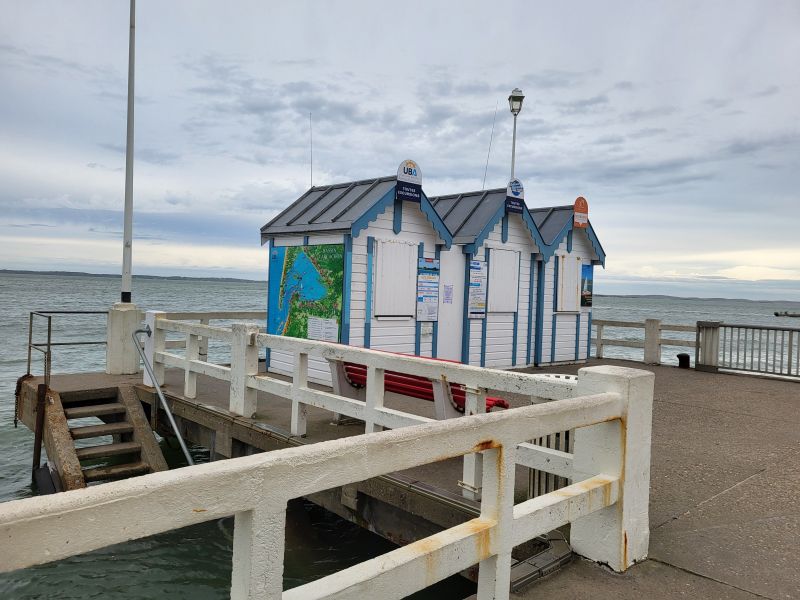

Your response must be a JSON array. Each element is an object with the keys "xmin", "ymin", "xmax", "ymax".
[
  {"xmin": 539, "ymin": 227, "xmax": 595, "ymax": 365},
  {"xmin": 472, "ymin": 214, "xmax": 536, "ymax": 369}
]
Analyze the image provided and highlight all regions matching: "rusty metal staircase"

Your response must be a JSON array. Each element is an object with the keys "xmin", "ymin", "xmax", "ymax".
[{"xmin": 56, "ymin": 386, "xmax": 168, "ymax": 489}]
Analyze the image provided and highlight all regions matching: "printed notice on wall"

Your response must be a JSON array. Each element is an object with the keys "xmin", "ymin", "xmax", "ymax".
[
  {"xmin": 416, "ymin": 257, "xmax": 440, "ymax": 321},
  {"xmin": 307, "ymin": 316, "xmax": 339, "ymax": 342},
  {"xmin": 443, "ymin": 284, "xmax": 454, "ymax": 305},
  {"xmin": 468, "ymin": 259, "xmax": 487, "ymax": 318}
]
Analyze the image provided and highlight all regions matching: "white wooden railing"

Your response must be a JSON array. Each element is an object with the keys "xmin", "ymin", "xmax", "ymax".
[
  {"xmin": 593, "ymin": 318, "xmax": 696, "ymax": 364},
  {"xmin": 144, "ymin": 311, "xmax": 585, "ymax": 501},
  {"xmin": 0, "ymin": 358, "xmax": 654, "ymax": 599}
]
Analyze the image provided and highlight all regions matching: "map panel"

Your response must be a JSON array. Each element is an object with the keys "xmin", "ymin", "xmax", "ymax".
[{"xmin": 267, "ymin": 244, "xmax": 344, "ymax": 341}]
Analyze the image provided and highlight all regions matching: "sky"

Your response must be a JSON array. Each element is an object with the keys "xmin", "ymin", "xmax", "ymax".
[{"xmin": 1, "ymin": 0, "xmax": 798, "ymax": 299}]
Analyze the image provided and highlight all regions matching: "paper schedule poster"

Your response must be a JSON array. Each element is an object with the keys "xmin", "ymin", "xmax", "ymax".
[
  {"xmin": 416, "ymin": 257, "xmax": 440, "ymax": 322},
  {"xmin": 468, "ymin": 260, "xmax": 487, "ymax": 318}
]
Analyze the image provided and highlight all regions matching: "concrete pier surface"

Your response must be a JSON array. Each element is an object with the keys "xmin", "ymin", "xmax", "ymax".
[
  {"xmin": 17, "ymin": 358, "xmax": 799, "ymax": 599},
  {"xmin": 515, "ymin": 359, "xmax": 800, "ymax": 600}
]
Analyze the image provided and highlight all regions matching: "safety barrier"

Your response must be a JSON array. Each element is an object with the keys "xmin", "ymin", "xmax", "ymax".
[
  {"xmin": 0, "ymin": 359, "xmax": 654, "ymax": 599},
  {"xmin": 592, "ymin": 318, "xmax": 696, "ymax": 364}
]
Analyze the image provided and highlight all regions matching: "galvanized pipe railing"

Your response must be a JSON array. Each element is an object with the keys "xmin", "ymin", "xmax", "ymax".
[{"xmin": 132, "ymin": 326, "xmax": 194, "ymax": 466}]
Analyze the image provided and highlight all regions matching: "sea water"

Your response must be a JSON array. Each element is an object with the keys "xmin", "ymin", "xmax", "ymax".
[{"xmin": 0, "ymin": 272, "xmax": 797, "ymax": 598}]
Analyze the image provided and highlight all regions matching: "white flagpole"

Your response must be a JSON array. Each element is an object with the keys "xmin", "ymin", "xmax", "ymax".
[{"xmin": 121, "ymin": 0, "xmax": 135, "ymax": 302}]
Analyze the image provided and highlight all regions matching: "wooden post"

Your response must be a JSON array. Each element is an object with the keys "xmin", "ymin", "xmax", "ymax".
[
  {"xmin": 364, "ymin": 365, "xmax": 385, "ymax": 433},
  {"xmin": 596, "ymin": 323, "xmax": 605, "ymax": 358},
  {"xmin": 230, "ymin": 323, "xmax": 259, "ymax": 418},
  {"xmin": 643, "ymin": 319, "xmax": 661, "ymax": 364},
  {"xmin": 460, "ymin": 386, "xmax": 486, "ymax": 501},
  {"xmin": 571, "ymin": 365, "xmax": 655, "ymax": 571},
  {"xmin": 291, "ymin": 352, "xmax": 308, "ymax": 436},
  {"xmin": 184, "ymin": 333, "xmax": 199, "ymax": 399},
  {"xmin": 31, "ymin": 384, "xmax": 47, "ymax": 478}
]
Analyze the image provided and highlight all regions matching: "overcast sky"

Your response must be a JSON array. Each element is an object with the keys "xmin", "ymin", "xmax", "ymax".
[{"xmin": 1, "ymin": 1, "xmax": 798, "ymax": 299}]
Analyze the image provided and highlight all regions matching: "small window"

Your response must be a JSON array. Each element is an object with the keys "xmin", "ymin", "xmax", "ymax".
[
  {"xmin": 374, "ymin": 240, "xmax": 417, "ymax": 317},
  {"xmin": 557, "ymin": 255, "xmax": 581, "ymax": 312},
  {"xmin": 488, "ymin": 249, "xmax": 520, "ymax": 313}
]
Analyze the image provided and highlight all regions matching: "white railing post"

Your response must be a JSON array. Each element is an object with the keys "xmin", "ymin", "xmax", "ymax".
[
  {"xmin": 143, "ymin": 311, "xmax": 166, "ymax": 387},
  {"xmin": 231, "ymin": 505, "xmax": 286, "ymax": 600},
  {"xmin": 106, "ymin": 302, "xmax": 141, "ymax": 374},
  {"xmin": 696, "ymin": 321, "xmax": 721, "ymax": 372},
  {"xmin": 570, "ymin": 365, "xmax": 654, "ymax": 571},
  {"xmin": 230, "ymin": 323, "xmax": 259, "ymax": 418},
  {"xmin": 198, "ymin": 317, "xmax": 210, "ymax": 361},
  {"xmin": 364, "ymin": 365, "xmax": 385, "ymax": 433},
  {"xmin": 291, "ymin": 352, "xmax": 309, "ymax": 436},
  {"xmin": 595, "ymin": 322, "xmax": 604, "ymax": 358},
  {"xmin": 460, "ymin": 386, "xmax": 487, "ymax": 501},
  {"xmin": 476, "ymin": 444, "xmax": 516, "ymax": 600},
  {"xmin": 643, "ymin": 318, "xmax": 661, "ymax": 364},
  {"xmin": 184, "ymin": 333, "xmax": 199, "ymax": 399}
]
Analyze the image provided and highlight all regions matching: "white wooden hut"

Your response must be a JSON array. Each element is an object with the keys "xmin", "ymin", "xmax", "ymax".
[{"xmin": 260, "ymin": 169, "xmax": 605, "ymax": 383}]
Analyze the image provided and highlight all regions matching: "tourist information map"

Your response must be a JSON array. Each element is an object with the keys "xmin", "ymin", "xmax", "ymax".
[{"xmin": 267, "ymin": 244, "xmax": 344, "ymax": 342}]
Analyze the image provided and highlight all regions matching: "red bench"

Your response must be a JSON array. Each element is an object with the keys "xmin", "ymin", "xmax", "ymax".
[{"xmin": 342, "ymin": 362, "xmax": 509, "ymax": 414}]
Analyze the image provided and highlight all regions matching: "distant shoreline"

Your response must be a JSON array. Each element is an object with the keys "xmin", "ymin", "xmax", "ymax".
[
  {"xmin": 0, "ymin": 269, "xmax": 264, "ymax": 284},
  {"xmin": 2, "ymin": 269, "xmax": 798, "ymax": 304}
]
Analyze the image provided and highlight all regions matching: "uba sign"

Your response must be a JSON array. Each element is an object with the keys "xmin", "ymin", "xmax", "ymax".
[{"xmin": 396, "ymin": 159, "xmax": 422, "ymax": 202}]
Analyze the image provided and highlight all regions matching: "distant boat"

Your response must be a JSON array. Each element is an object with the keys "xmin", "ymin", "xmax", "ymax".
[{"xmin": 774, "ymin": 311, "xmax": 800, "ymax": 317}]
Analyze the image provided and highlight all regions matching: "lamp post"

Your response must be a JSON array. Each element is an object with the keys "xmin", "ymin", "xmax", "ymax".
[{"xmin": 508, "ymin": 87, "xmax": 524, "ymax": 180}]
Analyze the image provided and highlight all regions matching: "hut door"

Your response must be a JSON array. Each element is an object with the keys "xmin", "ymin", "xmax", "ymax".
[{"xmin": 436, "ymin": 250, "xmax": 464, "ymax": 361}]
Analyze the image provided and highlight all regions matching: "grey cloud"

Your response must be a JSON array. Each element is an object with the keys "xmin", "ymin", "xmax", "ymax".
[
  {"xmin": 612, "ymin": 81, "xmax": 634, "ymax": 91},
  {"xmin": 752, "ymin": 85, "xmax": 780, "ymax": 98},
  {"xmin": 519, "ymin": 69, "xmax": 592, "ymax": 90},
  {"xmin": 557, "ymin": 94, "xmax": 610, "ymax": 114},
  {"xmin": 8, "ymin": 223, "xmax": 57, "ymax": 228},
  {"xmin": 623, "ymin": 106, "xmax": 678, "ymax": 120},
  {"xmin": 98, "ymin": 143, "xmax": 181, "ymax": 165},
  {"xmin": 594, "ymin": 135, "xmax": 625, "ymax": 145},
  {"xmin": 704, "ymin": 98, "xmax": 730, "ymax": 109},
  {"xmin": 628, "ymin": 127, "xmax": 666, "ymax": 139}
]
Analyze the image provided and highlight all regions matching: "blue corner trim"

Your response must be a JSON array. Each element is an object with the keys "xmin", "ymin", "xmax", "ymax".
[
  {"xmin": 461, "ymin": 252, "xmax": 472, "ymax": 364},
  {"xmin": 480, "ymin": 248, "xmax": 490, "ymax": 367},
  {"xmin": 414, "ymin": 243, "xmax": 424, "ymax": 356},
  {"xmin": 350, "ymin": 187, "xmax": 396, "ymax": 239},
  {"xmin": 341, "ymin": 234, "xmax": 353, "ymax": 344},
  {"xmin": 550, "ymin": 256, "xmax": 559, "ymax": 363},
  {"xmin": 521, "ymin": 209, "xmax": 549, "ymax": 256},
  {"xmin": 511, "ymin": 250, "xmax": 521, "ymax": 366},
  {"xmin": 575, "ymin": 313, "xmax": 581, "ymax": 361},
  {"xmin": 419, "ymin": 191, "xmax": 454, "ymax": 249},
  {"xmin": 526, "ymin": 253, "xmax": 535, "ymax": 365},
  {"xmin": 303, "ymin": 235, "xmax": 309, "ymax": 246},
  {"xmin": 587, "ymin": 311, "xmax": 593, "ymax": 359},
  {"xmin": 566, "ymin": 229, "xmax": 573, "ymax": 253},
  {"xmin": 584, "ymin": 221, "xmax": 607, "ymax": 266},
  {"xmin": 501, "ymin": 213, "xmax": 509, "ymax": 243},
  {"xmin": 542, "ymin": 220, "xmax": 572, "ymax": 263},
  {"xmin": 364, "ymin": 236, "xmax": 374, "ymax": 348},
  {"xmin": 432, "ymin": 245, "xmax": 441, "ymax": 358},
  {"xmin": 265, "ymin": 238, "xmax": 271, "ymax": 369},
  {"xmin": 393, "ymin": 199, "xmax": 403, "ymax": 234},
  {"xmin": 534, "ymin": 260, "xmax": 545, "ymax": 365}
]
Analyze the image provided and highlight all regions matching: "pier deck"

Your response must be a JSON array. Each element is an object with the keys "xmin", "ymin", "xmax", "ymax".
[{"xmin": 18, "ymin": 359, "xmax": 799, "ymax": 599}]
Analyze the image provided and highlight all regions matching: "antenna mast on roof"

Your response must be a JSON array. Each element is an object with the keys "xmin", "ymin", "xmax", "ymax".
[
  {"xmin": 309, "ymin": 112, "xmax": 313, "ymax": 187},
  {"xmin": 482, "ymin": 101, "xmax": 498, "ymax": 190}
]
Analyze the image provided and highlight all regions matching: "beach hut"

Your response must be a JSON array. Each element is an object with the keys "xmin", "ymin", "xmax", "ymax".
[{"xmin": 259, "ymin": 161, "xmax": 605, "ymax": 383}]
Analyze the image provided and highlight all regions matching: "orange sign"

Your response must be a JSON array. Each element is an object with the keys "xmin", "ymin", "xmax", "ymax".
[{"xmin": 573, "ymin": 196, "xmax": 589, "ymax": 228}]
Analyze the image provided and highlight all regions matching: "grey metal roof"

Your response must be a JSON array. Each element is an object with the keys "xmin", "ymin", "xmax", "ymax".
[
  {"xmin": 260, "ymin": 176, "xmax": 396, "ymax": 241},
  {"xmin": 530, "ymin": 205, "xmax": 574, "ymax": 246},
  {"xmin": 428, "ymin": 188, "xmax": 507, "ymax": 245}
]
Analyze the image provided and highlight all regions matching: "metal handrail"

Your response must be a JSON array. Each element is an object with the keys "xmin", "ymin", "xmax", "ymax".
[
  {"xmin": 132, "ymin": 326, "xmax": 194, "ymax": 466},
  {"xmin": 26, "ymin": 310, "xmax": 109, "ymax": 389}
]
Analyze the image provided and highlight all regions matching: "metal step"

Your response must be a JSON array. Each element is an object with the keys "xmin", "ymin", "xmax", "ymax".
[
  {"xmin": 75, "ymin": 441, "xmax": 141, "ymax": 461},
  {"xmin": 64, "ymin": 402, "xmax": 127, "ymax": 420},
  {"xmin": 82, "ymin": 461, "xmax": 150, "ymax": 483},
  {"xmin": 70, "ymin": 422, "xmax": 133, "ymax": 440}
]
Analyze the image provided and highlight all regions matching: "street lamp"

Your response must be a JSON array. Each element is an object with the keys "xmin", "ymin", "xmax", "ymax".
[{"xmin": 508, "ymin": 87, "xmax": 525, "ymax": 179}]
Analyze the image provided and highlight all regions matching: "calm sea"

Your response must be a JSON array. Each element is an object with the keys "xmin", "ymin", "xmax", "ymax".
[{"xmin": 0, "ymin": 272, "xmax": 797, "ymax": 598}]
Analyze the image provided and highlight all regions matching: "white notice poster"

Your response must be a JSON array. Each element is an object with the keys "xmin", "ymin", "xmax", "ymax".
[
  {"xmin": 416, "ymin": 258, "xmax": 440, "ymax": 322},
  {"xmin": 468, "ymin": 260, "xmax": 487, "ymax": 318},
  {"xmin": 307, "ymin": 316, "xmax": 339, "ymax": 342}
]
